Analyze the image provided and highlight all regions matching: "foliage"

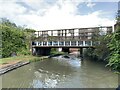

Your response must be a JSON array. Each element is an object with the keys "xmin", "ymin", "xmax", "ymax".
[
  {"xmin": 84, "ymin": 9, "xmax": 120, "ymax": 72},
  {"xmin": 84, "ymin": 29, "xmax": 110, "ymax": 61},
  {"xmin": 24, "ymin": 28, "xmax": 35, "ymax": 51},
  {"xmin": 0, "ymin": 55, "xmax": 40, "ymax": 64},
  {"xmin": 106, "ymin": 9, "xmax": 120, "ymax": 71},
  {"xmin": 94, "ymin": 35, "xmax": 110, "ymax": 61},
  {"xmin": 107, "ymin": 21, "xmax": 120, "ymax": 71},
  {"xmin": 17, "ymin": 48, "xmax": 31, "ymax": 56},
  {"xmin": 50, "ymin": 48, "xmax": 65, "ymax": 55},
  {"xmin": 0, "ymin": 18, "xmax": 35, "ymax": 58}
]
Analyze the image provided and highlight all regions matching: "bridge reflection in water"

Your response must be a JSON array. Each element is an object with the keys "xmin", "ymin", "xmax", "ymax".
[{"xmin": 32, "ymin": 26, "xmax": 112, "ymax": 56}]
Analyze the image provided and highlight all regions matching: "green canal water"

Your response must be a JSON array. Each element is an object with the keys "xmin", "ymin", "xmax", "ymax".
[{"xmin": 1, "ymin": 55, "xmax": 118, "ymax": 88}]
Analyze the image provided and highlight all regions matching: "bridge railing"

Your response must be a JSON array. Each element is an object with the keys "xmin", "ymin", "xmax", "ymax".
[{"xmin": 32, "ymin": 41, "xmax": 95, "ymax": 47}]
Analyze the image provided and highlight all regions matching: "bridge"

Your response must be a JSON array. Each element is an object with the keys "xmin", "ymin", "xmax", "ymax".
[{"xmin": 32, "ymin": 26, "xmax": 112, "ymax": 56}]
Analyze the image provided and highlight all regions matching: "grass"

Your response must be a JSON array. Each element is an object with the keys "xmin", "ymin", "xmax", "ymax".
[
  {"xmin": 0, "ymin": 51, "xmax": 64, "ymax": 66},
  {"xmin": 50, "ymin": 51, "xmax": 65, "ymax": 55},
  {"xmin": 0, "ymin": 55, "xmax": 43, "ymax": 65}
]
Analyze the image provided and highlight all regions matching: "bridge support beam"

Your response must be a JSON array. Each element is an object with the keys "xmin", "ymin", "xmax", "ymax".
[{"xmin": 80, "ymin": 48, "xmax": 83, "ymax": 57}]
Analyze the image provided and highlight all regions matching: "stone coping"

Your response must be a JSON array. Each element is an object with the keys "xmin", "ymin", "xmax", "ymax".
[{"xmin": 0, "ymin": 61, "xmax": 30, "ymax": 75}]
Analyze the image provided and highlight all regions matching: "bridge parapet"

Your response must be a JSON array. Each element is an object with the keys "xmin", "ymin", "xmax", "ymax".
[{"xmin": 33, "ymin": 41, "xmax": 92, "ymax": 46}]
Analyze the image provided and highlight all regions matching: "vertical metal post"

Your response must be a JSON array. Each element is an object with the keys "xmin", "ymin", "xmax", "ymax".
[
  {"xmin": 70, "ymin": 41, "xmax": 71, "ymax": 46},
  {"xmin": 41, "ymin": 42, "xmax": 43, "ymax": 46},
  {"xmin": 47, "ymin": 41, "xmax": 48, "ymax": 46},
  {"xmin": 76, "ymin": 41, "xmax": 78, "ymax": 46},
  {"xmin": 64, "ymin": 41, "xmax": 65, "ymax": 46},
  {"xmin": 58, "ymin": 41, "xmax": 59, "ymax": 46},
  {"xmin": 36, "ymin": 42, "xmax": 38, "ymax": 46},
  {"xmin": 91, "ymin": 41, "xmax": 92, "ymax": 46},
  {"xmin": 83, "ymin": 41, "xmax": 85, "ymax": 46}
]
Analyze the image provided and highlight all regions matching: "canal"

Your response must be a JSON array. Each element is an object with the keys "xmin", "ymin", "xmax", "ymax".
[{"xmin": 1, "ymin": 55, "xmax": 118, "ymax": 88}]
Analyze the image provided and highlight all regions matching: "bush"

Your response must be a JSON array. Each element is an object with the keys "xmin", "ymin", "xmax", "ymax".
[
  {"xmin": 0, "ymin": 18, "xmax": 30, "ymax": 58},
  {"xmin": 17, "ymin": 48, "xmax": 31, "ymax": 56}
]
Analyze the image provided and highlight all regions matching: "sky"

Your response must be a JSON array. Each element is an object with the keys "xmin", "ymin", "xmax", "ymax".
[{"xmin": 0, "ymin": 0, "xmax": 119, "ymax": 30}]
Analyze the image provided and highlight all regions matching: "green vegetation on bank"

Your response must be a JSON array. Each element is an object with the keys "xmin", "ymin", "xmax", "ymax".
[
  {"xmin": 0, "ymin": 55, "xmax": 39, "ymax": 64},
  {"xmin": 84, "ymin": 35, "xmax": 110, "ymax": 61},
  {"xmin": 0, "ymin": 18, "xmax": 35, "ymax": 58},
  {"xmin": 50, "ymin": 48, "xmax": 65, "ymax": 55},
  {"xmin": 107, "ymin": 20, "xmax": 120, "ymax": 72},
  {"xmin": 0, "ymin": 55, "xmax": 49, "ymax": 66},
  {"xmin": 84, "ymin": 17, "xmax": 120, "ymax": 72}
]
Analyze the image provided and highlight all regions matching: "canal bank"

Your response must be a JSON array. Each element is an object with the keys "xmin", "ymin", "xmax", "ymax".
[{"xmin": 0, "ymin": 55, "xmax": 48, "ymax": 75}]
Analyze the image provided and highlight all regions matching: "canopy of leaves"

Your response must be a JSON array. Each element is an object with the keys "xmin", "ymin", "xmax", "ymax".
[
  {"xmin": 84, "ymin": 28, "xmax": 111, "ymax": 61},
  {"xmin": 0, "ymin": 18, "xmax": 35, "ymax": 58},
  {"xmin": 107, "ymin": 19, "xmax": 120, "ymax": 72}
]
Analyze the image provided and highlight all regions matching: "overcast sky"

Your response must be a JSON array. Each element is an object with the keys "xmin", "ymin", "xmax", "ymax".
[{"xmin": 0, "ymin": 0, "xmax": 119, "ymax": 30}]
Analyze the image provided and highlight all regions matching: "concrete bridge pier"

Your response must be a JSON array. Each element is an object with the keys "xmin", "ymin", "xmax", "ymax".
[
  {"xmin": 79, "ymin": 48, "xmax": 83, "ymax": 57},
  {"xmin": 32, "ymin": 47, "xmax": 51, "ymax": 56}
]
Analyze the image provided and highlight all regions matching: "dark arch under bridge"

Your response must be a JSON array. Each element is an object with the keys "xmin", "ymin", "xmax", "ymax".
[{"xmin": 32, "ymin": 26, "xmax": 112, "ymax": 56}]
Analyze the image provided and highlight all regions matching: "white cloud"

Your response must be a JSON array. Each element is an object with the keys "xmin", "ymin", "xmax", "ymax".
[
  {"xmin": 0, "ymin": 0, "xmax": 116, "ymax": 31},
  {"xmin": 86, "ymin": 2, "xmax": 96, "ymax": 8},
  {"xmin": 86, "ymin": 0, "xmax": 119, "ymax": 2}
]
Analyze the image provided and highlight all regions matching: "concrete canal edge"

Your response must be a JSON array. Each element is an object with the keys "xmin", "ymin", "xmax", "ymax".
[
  {"xmin": 0, "ymin": 61, "xmax": 30, "ymax": 75},
  {"xmin": 0, "ymin": 56, "xmax": 49, "ymax": 75}
]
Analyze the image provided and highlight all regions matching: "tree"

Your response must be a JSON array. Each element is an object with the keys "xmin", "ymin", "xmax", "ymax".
[
  {"xmin": 84, "ymin": 27, "xmax": 111, "ymax": 61},
  {"xmin": 24, "ymin": 28, "xmax": 35, "ymax": 51},
  {"xmin": 0, "ymin": 18, "xmax": 29, "ymax": 58},
  {"xmin": 107, "ymin": 8, "xmax": 120, "ymax": 71}
]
